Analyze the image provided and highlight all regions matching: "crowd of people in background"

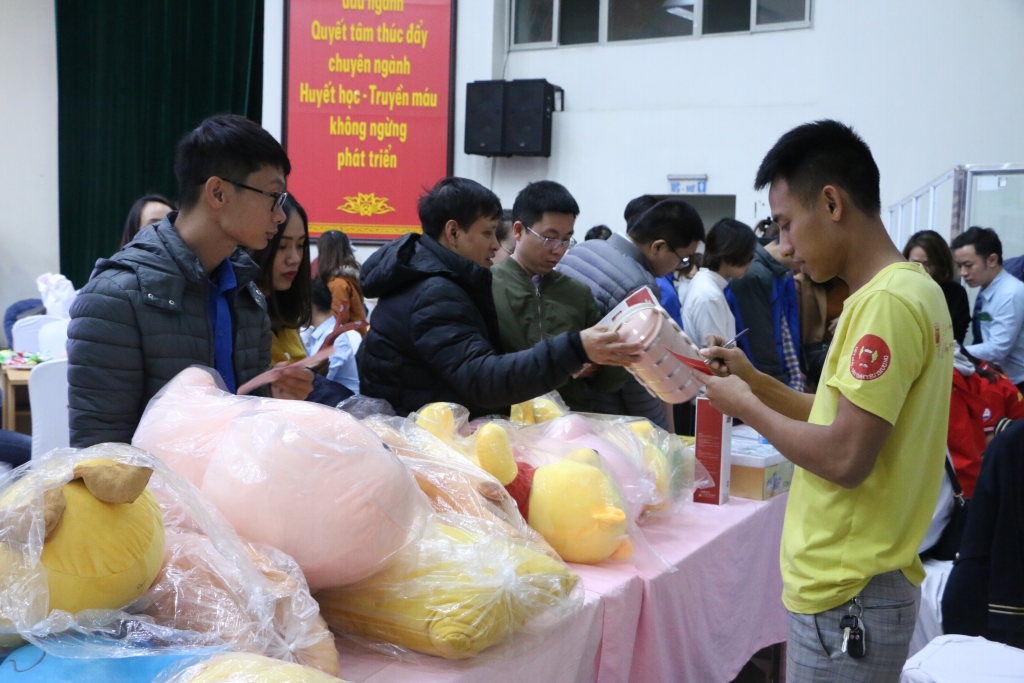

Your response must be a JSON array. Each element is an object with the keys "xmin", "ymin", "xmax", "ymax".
[{"xmin": 0, "ymin": 113, "xmax": 1021, "ymax": 681}]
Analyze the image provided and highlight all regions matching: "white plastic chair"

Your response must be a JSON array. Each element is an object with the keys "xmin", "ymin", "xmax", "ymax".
[
  {"xmin": 28, "ymin": 359, "xmax": 70, "ymax": 459},
  {"xmin": 37, "ymin": 319, "xmax": 70, "ymax": 359},
  {"xmin": 11, "ymin": 315, "xmax": 63, "ymax": 353}
]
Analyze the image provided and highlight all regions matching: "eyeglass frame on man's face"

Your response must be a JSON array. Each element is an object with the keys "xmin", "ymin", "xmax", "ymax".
[
  {"xmin": 673, "ymin": 251, "xmax": 693, "ymax": 270},
  {"xmin": 217, "ymin": 178, "xmax": 288, "ymax": 212},
  {"xmin": 524, "ymin": 224, "xmax": 576, "ymax": 251}
]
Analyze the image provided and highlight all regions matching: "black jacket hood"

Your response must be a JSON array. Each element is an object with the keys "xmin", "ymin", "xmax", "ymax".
[{"xmin": 361, "ymin": 232, "xmax": 493, "ymax": 302}]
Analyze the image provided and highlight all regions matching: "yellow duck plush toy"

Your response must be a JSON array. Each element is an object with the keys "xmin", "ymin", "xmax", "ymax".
[
  {"xmin": 38, "ymin": 460, "xmax": 165, "ymax": 614},
  {"xmin": 416, "ymin": 404, "xmax": 633, "ymax": 565},
  {"xmin": 0, "ymin": 459, "xmax": 165, "ymax": 649},
  {"xmin": 316, "ymin": 519, "xmax": 577, "ymax": 660},
  {"xmin": 165, "ymin": 652, "xmax": 349, "ymax": 683}
]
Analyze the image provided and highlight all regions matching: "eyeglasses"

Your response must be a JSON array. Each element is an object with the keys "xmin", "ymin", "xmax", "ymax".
[
  {"xmin": 524, "ymin": 225, "xmax": 576, "ymax": 251},
  {"xmin": 223, "ymin": 178, "xmax": 288, "ymax": 212},
  {"xmin": 674, "ymin": 252, "xmax": 693, "ymax": 269}
]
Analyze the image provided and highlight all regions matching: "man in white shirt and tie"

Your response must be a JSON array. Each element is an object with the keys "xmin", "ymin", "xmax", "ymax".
[{"xmin": 953, "ymin": 226, "xmax": 1024, "ymax": 391}]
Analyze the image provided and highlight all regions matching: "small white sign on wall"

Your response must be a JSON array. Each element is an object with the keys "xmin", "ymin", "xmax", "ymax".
[{"xmin": 668, "ymin": 174, "xmax": 708, "ymax": 195}]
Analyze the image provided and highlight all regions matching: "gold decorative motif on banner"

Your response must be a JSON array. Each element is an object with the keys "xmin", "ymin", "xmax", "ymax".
[{"xmin": 337, "ymin": 193, "xmax": 396, "ymax": 217}]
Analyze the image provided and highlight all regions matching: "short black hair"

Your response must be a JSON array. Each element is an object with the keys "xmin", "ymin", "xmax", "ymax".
[
  {"xmin": 121, "ymin": 193, "xmax": 175, "ymax": 248},
  {"xmin": 418, "ymin": 177, "xmax": 503, "ymax": 239},
  {"xmin": 623, "ymin": 195, "xmax": 659, "ymax": 229},
  {"xmin": 952, "ymin": 226, "xmax": 1003, "ymax": 264},
  {"xmin": 511, "ymin": 181, "xmax": 580, "ymax": 227},
  {"xmin": 585, "ymin": 225, "xmax": 612, "ymax": 241},
  {"xmin": 627, "ymin": 198, "xmax": 705, "ymax": 250},
  {"xmin": 311, "ymin": 278, "xmax": 333, "ymax": 314},
  {"xmin": 496, "ymin": 208, "xmax": 513, "ymax": 243},
  {"xmin": 250, "ymin": 194, "xmax": 312, "ymax": 330},
  {"xmin": 174, "ymin": 114, "xmax": 291, "ymax": 211},
  {"xmin": 754, "ymin": 120, "xmax": 881, "ymax": 216},
  {"xmin": 703, "ymin": 219, "xmax": 757, "ymax": 272}
]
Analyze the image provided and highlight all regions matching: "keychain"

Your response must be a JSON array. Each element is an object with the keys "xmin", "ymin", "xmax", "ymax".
[{"xmin": 840, "ymin": 597, "xmax": 866, "ymax": 659}]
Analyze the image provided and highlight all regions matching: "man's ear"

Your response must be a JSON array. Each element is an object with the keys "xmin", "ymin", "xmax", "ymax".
[
  {"xmin": 444, "ymin": 219, "xmax": 461, "ymax": 244},
  {"xmin": 650, "ymin": 239, "xmax": 668, "ymax": 254},
  {"xmin": 203, "ymin": 176, "xmax": 229, "ymax": 210},
  {"xmin": 821, "ymin": 185, "xmax": 844, "ymax": 222},
  {"xmin": 988, "ymin": 253, "xmax": 1001, "ymax": 269},
  {"xmin": 513, "ymin": 221, "xmax": 525, "ymax": 240}
]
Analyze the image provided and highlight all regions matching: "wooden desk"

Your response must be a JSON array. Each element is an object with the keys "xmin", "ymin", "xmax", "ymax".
[{"xmin": 1, "ymin": 365, "xmax": 32, "ymax": 432}]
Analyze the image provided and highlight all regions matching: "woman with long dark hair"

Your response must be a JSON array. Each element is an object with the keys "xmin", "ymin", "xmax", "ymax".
[
  {"xmin": 903, "ymin": 230, "xmax": 970, "ymax": 344},
  {"xmin": 120, "ymin": 193, "xmax": 175, "ymax": 248},
  {"xmin": 316, "ymin": 230, "xmax": 367, "ymax": 333},
  {"xmin": 250, "ymin": 195, "xmax": 313, "ymax": 365}
]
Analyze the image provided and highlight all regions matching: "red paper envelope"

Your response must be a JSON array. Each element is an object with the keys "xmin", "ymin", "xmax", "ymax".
[{"xmin": 664, "ymin": 346, "xmax": 714, "ymax": 376}]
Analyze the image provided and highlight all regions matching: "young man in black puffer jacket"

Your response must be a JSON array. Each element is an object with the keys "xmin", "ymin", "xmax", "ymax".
[
  {"xmin": 67, "ymin": 114, "xmax": 313, "ymax": 447},
  {"xmin": 359, "ymin": 177, "xmax": 641, "ymax": 417}
]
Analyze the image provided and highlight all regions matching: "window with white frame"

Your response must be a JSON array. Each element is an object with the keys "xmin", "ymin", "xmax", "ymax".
[{"xmin": 511, "ymin": 0, "xmax": 811, "ymax": 47}]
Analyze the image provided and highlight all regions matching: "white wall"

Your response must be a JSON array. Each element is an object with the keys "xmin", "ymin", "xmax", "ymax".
[
  {"xmin": 264, "ymin": 1, "xmax": 1024, "ymax": 258},
  {"xmin": 452, "ymin": 0, "xmax": 1024, "ymax": 238},
  {"xmin": 0, "ymin": 1, "xmax": 60, "ymax": 345}
]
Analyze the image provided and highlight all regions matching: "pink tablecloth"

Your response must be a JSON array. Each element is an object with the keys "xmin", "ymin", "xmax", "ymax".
[
  {"xmin": 628, "ymin": 495, "xmax": 789, "ymax": 683},
  {"xmin": 333, "ymin": 494, "xmax": 787, "ymax": 683}
]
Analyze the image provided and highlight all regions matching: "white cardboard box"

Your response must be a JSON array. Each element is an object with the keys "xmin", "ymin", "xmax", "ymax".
[
  {"xmin": 730, "ymin": 425, "xmax": 793, "ymax": 500},
  {"xmin": 694, "ymin": 395, "xmax": 732, "ymax": 505}
]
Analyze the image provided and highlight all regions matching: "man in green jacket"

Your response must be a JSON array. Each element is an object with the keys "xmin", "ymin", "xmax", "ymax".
[{"xmin": 492, "ymin": 181, "xmax": 627, "ymax": 411}]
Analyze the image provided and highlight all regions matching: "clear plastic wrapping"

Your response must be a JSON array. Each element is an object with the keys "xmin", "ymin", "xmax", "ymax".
[
  {"xmin": 0, "ymin": 444, "xmax": 337, "ymax": 673},
  {"xmin": 359, "ymin": 414, "xmax": 556, "ymax": 558},
  {"xmin": 574, "ymin": 414, "xmax": 713, "ymax": 515},
  {"xmin": 315, "ymin": 512, "xmax": 580, "ymax": 661},
  {"xmin": 310, "ymin": 409, "xmax": 583, "ymax": 661},
  {"xmin": 154, "ymin": 652, "xmax": 351, "ymax": 683},
  {"xmin": 133, "ymin": 366, "xmax": 431, "ymax": 590}
]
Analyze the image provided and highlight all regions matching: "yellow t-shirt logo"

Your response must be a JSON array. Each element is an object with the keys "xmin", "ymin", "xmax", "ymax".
[{"xmin": 850, "ymin": 334, "xmax": 891, "ymax": 381}]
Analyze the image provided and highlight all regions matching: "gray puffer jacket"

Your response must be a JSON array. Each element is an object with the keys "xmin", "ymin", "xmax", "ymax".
[
  {"xmin": 555, "ymin": 233, "xmax": 669, "ymax": 429},
  {"xmin": 67, "ymin": 216, "xmax": 271, "ymax": 447},
  {"xmin": 556, "ymin": 234, "xmax": 660, "ymax": 314}
]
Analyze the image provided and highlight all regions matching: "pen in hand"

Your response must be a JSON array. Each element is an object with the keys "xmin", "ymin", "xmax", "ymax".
[{"xmin": 703, "ymin": 328, "xmax": 750, "ymax": 366}]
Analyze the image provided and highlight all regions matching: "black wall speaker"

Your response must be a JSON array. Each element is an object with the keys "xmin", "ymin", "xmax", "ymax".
[
  {"xmin": 465, "ymin": 81, "xmax": 505, "ymax": 156},
  {"xmin": 464, "ymin": 79, "xmax": 560, "ymax": 157}
]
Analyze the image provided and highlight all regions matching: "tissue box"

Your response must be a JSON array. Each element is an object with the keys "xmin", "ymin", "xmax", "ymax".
[
  {"xmin": 693, "ymin": 396, "xmax": 731, "ymax": 505},
  {"xmin": 729, "ymin": 426, "xmax": 793, "ymax": 500}
]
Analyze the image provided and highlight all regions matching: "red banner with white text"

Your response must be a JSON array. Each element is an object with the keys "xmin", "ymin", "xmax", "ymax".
[{"xmin": 286, "ymin": 0, "xmax": 453, "ymax": 240}]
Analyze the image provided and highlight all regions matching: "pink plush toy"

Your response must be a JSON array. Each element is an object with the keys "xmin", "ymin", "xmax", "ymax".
[
  {"xmin": 132, "ymin": 367, "xmax": 258, "ymax": 486},
  {"xmin": 133, "ymin": 367, "xmax": 429, "ymax": 590}
]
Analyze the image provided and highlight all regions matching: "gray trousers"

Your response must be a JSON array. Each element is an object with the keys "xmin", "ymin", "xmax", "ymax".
[{"xmin": 787, "ymin": 570, "xmax": 921, "ymax": 683}]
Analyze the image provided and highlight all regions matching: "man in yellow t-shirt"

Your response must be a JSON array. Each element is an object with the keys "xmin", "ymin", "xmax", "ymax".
[{"xmin": 702, "ymin": 121, "xmax": 953, "ymax": 683}]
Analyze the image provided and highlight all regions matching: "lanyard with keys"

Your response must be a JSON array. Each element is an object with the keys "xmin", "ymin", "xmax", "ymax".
[{"xmin": 840, "ymin": 596, "xmax": 866, "ymax": 659}]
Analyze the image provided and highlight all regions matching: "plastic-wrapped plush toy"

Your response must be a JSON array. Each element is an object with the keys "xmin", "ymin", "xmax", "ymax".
[
  {"xmin": 0, "ymin": 458, "xmax": 164, "ymax": 617},
  {"xmin": 316, "ymin": 513, "xmax": 578, "ymax": 660},
  {"xmin": 133, "ymin": 366, "xmax": 430, "ymax": 590},
  {"xmin": 509, "ymin": 394, "xmax": 568, "ymax": 427},
  {"xmin": 156, "ymin": 653, "xmax": 350, "ymax": 683},
  {"xmin": 0, "ymin": 444, "xmax": 338, "ymax": 674},
  {"xmin": 0, "ymin": 453, "xmax": 164, "ymax": 652},
  {"xmin": 412, "ymin": 403, "xmax": 642, "ymax": 566},
  {"xmin": 131, "ymin": 533, "xmax": 340, "ymax": 675},
  {"xmin": 359, "ymin": 413, "xmax": 550, "ymax": 554}
]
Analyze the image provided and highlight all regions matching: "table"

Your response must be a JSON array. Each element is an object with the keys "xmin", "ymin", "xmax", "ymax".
[
  {"xmin": 333, "ymin": 494, "xmax": 788, "ymax": 683},
  {"xmin": 1, "ymin": 365, "xmax": 31, "ymax": 432}
]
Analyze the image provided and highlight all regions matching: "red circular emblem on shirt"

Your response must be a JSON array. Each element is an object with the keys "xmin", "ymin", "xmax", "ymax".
[{"xmin": 850, "ymin": 335, "xmax": 891, "ymax": 381}]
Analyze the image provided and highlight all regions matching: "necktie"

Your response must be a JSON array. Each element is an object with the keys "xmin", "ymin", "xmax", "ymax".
[{"xmin": 972, "ymin": 295, "xmax": 984, "ymax": 344}]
